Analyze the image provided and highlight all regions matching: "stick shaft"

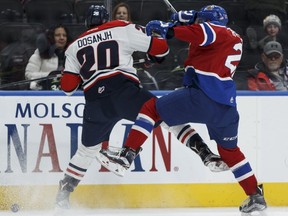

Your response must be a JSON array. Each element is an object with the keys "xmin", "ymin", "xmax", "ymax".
[
  {"xmin": 0, "ymin": 59, "xmax": 146, "ymax": 89},
  {"xmin": 163, "ymin": 0, "xmax": 177, "ymax": 13},
  {"xmin": 0, "ymin": 74, "xmax": 60, "ymax": 89}
]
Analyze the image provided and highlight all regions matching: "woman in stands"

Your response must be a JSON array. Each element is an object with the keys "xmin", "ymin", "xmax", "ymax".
[{"xmin": 25, "ymin": 24, "xmax": 72, "ymax": 90}]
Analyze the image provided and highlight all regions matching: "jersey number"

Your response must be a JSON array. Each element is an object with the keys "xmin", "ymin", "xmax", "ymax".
[
  {"xmin": 76, "ymin": 41, "xmax": 120, "ymax": 79},
  {"xmin": 225, "ymin": 43, "xmax": 242, "ymax": 76}
]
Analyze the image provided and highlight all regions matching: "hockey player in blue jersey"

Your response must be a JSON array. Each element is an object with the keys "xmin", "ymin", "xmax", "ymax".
[{"xmin": 100, "ymin": 5, "xmax": 267, "ymax": 214}]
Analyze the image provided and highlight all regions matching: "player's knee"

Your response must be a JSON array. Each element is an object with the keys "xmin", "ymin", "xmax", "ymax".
[{"xmin": 141, "ymin": 97, "xmax": 160, "ymax": 121}]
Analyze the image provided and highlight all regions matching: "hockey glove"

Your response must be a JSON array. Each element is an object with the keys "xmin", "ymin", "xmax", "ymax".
[
  {"xmin": 170, "ymin": 10, "xmax": 197, "ymax": 25},
  {"xmin": 183, "ymin": 67, "xmax": 198, "ymax": 87},
  {"xmin": 146, "ymin": 20, "xmax": 175, "ymax": 39},
  {"xmin": 147, "ymin": 54, "xmax": 165, "ymax": 64}
]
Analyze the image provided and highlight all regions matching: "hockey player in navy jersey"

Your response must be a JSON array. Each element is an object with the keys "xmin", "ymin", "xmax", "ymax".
[
  {"xmin": 55, "ymin": 4, "xmax": 228, "ymax": 211},
  {"xmin": 100, "ymin": 5, "xmax": 267, "ymax": 214}
]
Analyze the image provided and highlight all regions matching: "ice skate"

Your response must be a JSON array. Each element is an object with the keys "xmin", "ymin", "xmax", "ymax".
[
  {"xmin": 54, "ymin": 176, "xmax": 79, "ymax": 215},
  {"xmin": 239, "ymin": 184, "xmax": 267, "ymax": 213},
  {"xmin": 98, "ymin": 146, "xmax": 142, "ymax": 177},
  {"xmin": 55, "ymin": 180, "xmax": 71, "ymax": 209},
  {"xmin": 54, "ymin": 180, "xmax": 71, "ymax": 215},
  {"xmin": 187, "ymin": 137, "xmax": 229, "ymax": 172},
  {"xmin": 96, "ymin": 146, "xmax": 127, "ymax": 177},
  {"xmin": 204, "ymin": 152, "xmax": 230, "ymax": 172}
]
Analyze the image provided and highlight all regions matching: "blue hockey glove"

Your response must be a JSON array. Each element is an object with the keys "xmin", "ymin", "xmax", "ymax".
[
  {"xmin": 146, "ymin": 20, "xmax": 174, "ymax": 38},
  {"xmin": 170, "ymin": 10, "xmax": 197, "ymax": 25},
  {"xmin": 183, "ymin": 67, "xmax": 198, "ymax": 87}
]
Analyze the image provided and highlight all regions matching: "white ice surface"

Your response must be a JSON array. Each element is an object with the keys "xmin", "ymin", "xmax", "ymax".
[{"xmin": 0, "ymin": 207, "xmax": 288, "ymax": 216}]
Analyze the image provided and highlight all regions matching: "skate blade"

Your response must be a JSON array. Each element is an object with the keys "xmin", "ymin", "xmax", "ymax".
[
  {"xmin": 207, "ymin": 161, "xmax": 229, "ymax": 172},
  {"xmin": 241, "ymin": 209, "xmax": 268, "ymax": 216},
  {"xmin": 96, "ymin": 151, "xmax": 126, "ymax": 177},
  {"xmin": 240, "ymin": 203, "xmax": 267, "ymax": 216}
]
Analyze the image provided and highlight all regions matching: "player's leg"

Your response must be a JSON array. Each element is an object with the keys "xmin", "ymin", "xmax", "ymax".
[
  {"xmin": 55, "ymin": 143, "xmax": 102, "ymax": 209},
  {"xmin": 218, "ymin": 145, "xmax": 266, "ymax": 213},
  {"xmin": 94, "ymin": 85, "xmax": 152, "ymax": 176},
  {"xmin": 207, "ymin": 108, "xmax": 266, "ymax": 213},
  {"xmin": 56, "ymin": 99, "xmax": 117, "ymax": 209},
  {"xmin": 100, "ymin": 87, "xmax": 228, "ymax": 173},
  {"xmin": 161, "ymin": 122, "xmax": 229, "ymax": 172},
  {"xmin": 158, "ymin": 88, "xmax": 266, "ymax": 212},
  {"xmin": 100, "ymin": 96, "xmax": 159, "ymax": 172},
  {"xmin": 156, "ymin": 88, "xmax": 229, "ymax": 171}
]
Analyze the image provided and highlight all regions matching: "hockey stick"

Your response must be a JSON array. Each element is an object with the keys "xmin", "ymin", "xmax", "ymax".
[
  {"xmin": 0, "ymin": 59, "xmax": 147, "ymax": 89},
  {"xmin": 163, "ymin": 0, "xmax": 177, "ymax": 13},
  {"xmin": 0, "ymin": 74, "xmax": 60, "ymax": 89}
]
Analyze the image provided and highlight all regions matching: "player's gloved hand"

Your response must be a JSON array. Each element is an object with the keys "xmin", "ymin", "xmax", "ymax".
[
  {"xmin": 170, "ymin": 10, "xmax": 197, "ymax": 25},
  {"xmin": 146, "ymin": 54, "xmax": 165, "ymax": 64},
  {"xmin": 142, "ymin": 54, "xmax": 154, "ymax": 68},
  {"xmin": 183, "ymin": 68, "xmax": 197, "ymax": 87},
  {"xmin": 146, "ymin": 20, "xmax": 174, "ymax": 38}
]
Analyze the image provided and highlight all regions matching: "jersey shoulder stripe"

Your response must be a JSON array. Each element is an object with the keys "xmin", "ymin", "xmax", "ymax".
[
  {"xmin": 199, "ymin": 22, "xmax": 216, "ymax": 46},
  {"xmin": 79, "ymin": 20, "xmax": 131, "ymax": 38}
]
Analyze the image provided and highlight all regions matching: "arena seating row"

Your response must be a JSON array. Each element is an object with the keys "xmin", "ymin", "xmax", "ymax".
[
  {"xmin": 0, "ymin": 0, "xmax": 247, "ymax": 50},
  {"xmin": 0, "ymin": 0, "xmax": 247, "ymax": 28},
  {"xmin": 0, "ymin": 0, "xmax": 254, "ymax": 91}
]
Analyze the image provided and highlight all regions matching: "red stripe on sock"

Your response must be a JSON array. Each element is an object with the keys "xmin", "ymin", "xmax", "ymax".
[
  {"xmin": 180, "ymin": 128, "xmax": 195, "ymax": 144},
  {"xmin": 66, "ymin": 168, "xmax": 84, "ymax": 178}
]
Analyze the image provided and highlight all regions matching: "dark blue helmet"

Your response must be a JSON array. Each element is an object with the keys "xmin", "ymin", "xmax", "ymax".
[
  {"xmin": 85, "ymin": 5, "xmax": 109, "ymax": 29},
  {"xmin": 197, "ymin": 5, "xmax": 228, "ymax": 26}
]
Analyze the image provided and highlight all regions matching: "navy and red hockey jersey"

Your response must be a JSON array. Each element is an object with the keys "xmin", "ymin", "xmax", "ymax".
[{"xmin": 61, "ymin": 20, "xmax": 169, "ymax": 99}]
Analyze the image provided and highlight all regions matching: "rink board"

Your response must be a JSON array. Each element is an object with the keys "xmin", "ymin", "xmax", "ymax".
[
  {"xmin": 0, "ymin": 183, "xmax": 287, "ymax": 210},
  {"xmin": 0, "ymin": 91, "xmax": 288, "ymax": 210}
]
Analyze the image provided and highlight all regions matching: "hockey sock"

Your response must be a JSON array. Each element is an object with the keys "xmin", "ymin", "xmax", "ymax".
[
  {"xmin": 66, "ymin": 144, "xmax": 101, "ymax": 181},
  {"xmin": 160, "ymin": 123, "xmax": 199, "ymax": 146},
  {"xmin": 218, "ymin": 145, "xmax": 257, "ymax": 195},
  {"xmin": 125, "ymin": 98, "xmax": 160, "ymax": 150}
]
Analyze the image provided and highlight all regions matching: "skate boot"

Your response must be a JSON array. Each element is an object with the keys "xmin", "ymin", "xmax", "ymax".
[
  {"xmin": 55, "ymin": 175, "xmax": 80, "ymax": 210},
  {"xmin": 240, "ymin": 184, "xmax": 267, "ymax": 213},
  {"xmin": 187, "ymin": 135, "xmax": 229, "ymax": 172},
  {"xmin": 98, "ymin": 146, "xmax": 142, "ymax": 176}
]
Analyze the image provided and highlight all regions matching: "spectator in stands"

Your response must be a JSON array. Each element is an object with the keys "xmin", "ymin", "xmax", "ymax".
[
  {"xmin": 112, "ymin": 2, "xmax": 161, "ymax": 89},
  {"xmin": 244, "ymin": 0, "xmax": 286, "ymax": 26},
  {"xmin": 112, "ymin": 2, "xmax": 131, "ymax": 21},
  {"xmin": 25, "ymin": 24, "xmax": 71, "ymax": 90},
  {"xmin": 246, "ymin": 14, "xmax": 283, "ymax": 51},
  {"xmin": 247, "ymin": 41, "xmax": 288, "ymax": 90},
  {"xmin": 258, "ymin": 15, "xmax": 283, "ymax": 49}
]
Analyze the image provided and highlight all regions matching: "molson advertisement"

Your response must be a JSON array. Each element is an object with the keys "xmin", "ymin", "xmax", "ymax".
[{"xmin": 0, "ymin": 91, "xmax": 287, "ymax": 209}]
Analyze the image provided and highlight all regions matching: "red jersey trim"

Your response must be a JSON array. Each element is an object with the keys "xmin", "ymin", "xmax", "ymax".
[
  {"xmin": 61, "ymin": 72, "xmax": 81, "ymax": 92},
  {"xmin": 80, "ymin": 20, "xmax": 131, "ymax": 37},
  {"xmin": 148, "ymin": 37, "xmax": 169, "ymax": 56}
]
